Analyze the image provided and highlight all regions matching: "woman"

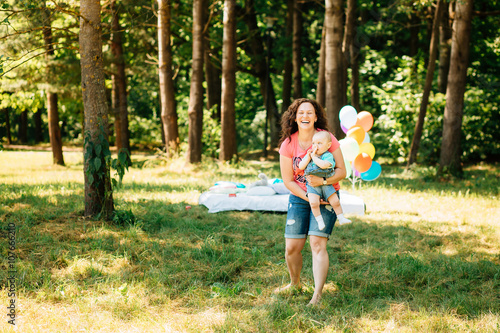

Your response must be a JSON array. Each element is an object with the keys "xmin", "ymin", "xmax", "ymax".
[{"xmin": 276, "ymin": 98, "xmax": 347, "ymax": 305}]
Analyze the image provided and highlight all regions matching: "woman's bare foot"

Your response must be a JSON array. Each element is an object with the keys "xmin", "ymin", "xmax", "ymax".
[
  {"xmin": 273, "ymin": 283, "xmax": 301, "ymax": 294},
  {"xmin": 308, "ymin": 293, "xmax": 321, "ymax": 306}
]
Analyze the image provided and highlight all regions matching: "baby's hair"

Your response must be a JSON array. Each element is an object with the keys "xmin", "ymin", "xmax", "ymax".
[{"xmin": 313, "ymin": 131, "xmax": 332, "ymax": 143}]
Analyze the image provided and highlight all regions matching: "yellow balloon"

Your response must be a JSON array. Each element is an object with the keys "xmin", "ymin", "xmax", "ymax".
[{"xmin": 359, "ymin": 142, "xmax": 376, "ymax": 159}]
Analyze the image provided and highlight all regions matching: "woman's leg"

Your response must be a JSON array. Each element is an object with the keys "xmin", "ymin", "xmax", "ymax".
[
  {"xmin": 309, "ymin": 235, "xmax": 329, "ymax": 305},
  {"xmin": 275, "ymin": 237, "xmax": 307, "ymax": 292}
]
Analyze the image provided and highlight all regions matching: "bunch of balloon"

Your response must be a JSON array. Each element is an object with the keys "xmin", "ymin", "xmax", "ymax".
[{"xmin": 338, "ymin": 105, "xmax": 382, "ymax": 191}]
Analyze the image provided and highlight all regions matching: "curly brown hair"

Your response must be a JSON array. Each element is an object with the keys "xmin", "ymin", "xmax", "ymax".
[{"xmin": 279, "ymin": 98, "xmax": 330, "ymax": 146}]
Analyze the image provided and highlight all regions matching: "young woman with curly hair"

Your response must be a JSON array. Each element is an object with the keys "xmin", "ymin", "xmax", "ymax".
[{"xmin": 275, "ymin": 98, "xmax": 347, "ymax": 305}]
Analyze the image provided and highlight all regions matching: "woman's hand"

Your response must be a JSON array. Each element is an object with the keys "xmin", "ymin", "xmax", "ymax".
[{"xmin": 305, "ymin": 174, "xmax": 323, "ymax": 187}]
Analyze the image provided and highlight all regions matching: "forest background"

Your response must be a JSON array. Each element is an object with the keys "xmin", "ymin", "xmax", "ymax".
[{"xmin": 1, "ymin": 0, "xmax": 499, "ymax": 169}]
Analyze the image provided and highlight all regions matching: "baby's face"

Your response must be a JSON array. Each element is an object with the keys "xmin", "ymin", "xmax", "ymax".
[{"xmin": 312, "ymin": 135, "xmax": 331, "ymax": 155}]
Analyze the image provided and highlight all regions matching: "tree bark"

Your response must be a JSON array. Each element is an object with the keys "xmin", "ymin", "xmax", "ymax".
[
  {"xmin": 111, "ymin": 0, "xmax": 130, "ymax": 154},
  {"xmin": 342, "ymin": 0, "xmax": 356, "ymax": 109},
  {"xmin": 80, "ymin": 0, "xmax": 113, "ymax": 218},
  {"xmin": 407, "ymin": 0, "xmax": 444, "ymax": 168},
  {"xmin": 281, "ymin": 0, "xmax": 294, "ymax": 113},
  {"xmin": 187, "ymin": 0, "xmax": 205, "ymax": 164},
  {"xmin": 219, "ymin": 0, "xmax": 237, "ymax": 161},
  {"xmin": 204, "ymin": 0, "xmax": 221, "ymax": 119},
  {"xmin": 344, "ymin": 0, "xmax": 360, "ymax": 111},
  {"xmin": 439, "ymin": 0, "xmax": 474, "ymax": 176},
  {"xmin": 18, "ymin": 111, "xmax": 28, "ymax": 144},
  {"xmin": 43, "ymin": 0, "xmax": 64, "ymax": 165},
  {"xmin": 158, "ymin": 0, "xmax": 179, "ymax": 154},
  {"xmin": 316, "ymin": 25, "xmax": 326, "ymax": 106},
  {"xmin": 4, "ymin": 109, "xmax": 12, "ymax": 144},
  {"xmin": 34, "ymin": 110, "xmax": 43, "ymax": 143},
  {"xmin": 438, "ymin": 1, "xmax": 452, "ymax": 93},
  {"xmin": 292, "ymin": 0, "xmax": 303, "ymax": 99},
  {"xmin": 325, "ymin": 0, "xmax": 344, "ymax": 137}
]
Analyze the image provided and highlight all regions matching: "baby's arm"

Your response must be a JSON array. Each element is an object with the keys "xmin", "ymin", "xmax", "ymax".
[
  {"xmin": 298, "ymin": 150, "xmax": 313, "ymax": 170},
  {"xmin": 311, "ymin": 154, "xmax": 333, "ymax": 170}
]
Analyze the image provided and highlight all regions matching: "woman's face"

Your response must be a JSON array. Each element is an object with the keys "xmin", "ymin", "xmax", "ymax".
[{"xmin": 295, "ymin": 102, "xmax": 317, "ymax": 131}]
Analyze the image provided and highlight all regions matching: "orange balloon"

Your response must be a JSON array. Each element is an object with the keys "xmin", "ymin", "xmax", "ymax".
[
  {"xmin": 353, "ymin": 152, "xmax": 372, "ymax": 173},
  {"xmin": 346, "ymin": 126, "xmax": 366, "ymax": 145},
  {"xmin": 355, "ymin": 111, "xmax": 374, "ymax": 132}
]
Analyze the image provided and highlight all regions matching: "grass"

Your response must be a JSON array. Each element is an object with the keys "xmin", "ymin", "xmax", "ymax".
[{"xmin": 0, "ymin": 150, "xmax": 499, "ymax": 332}]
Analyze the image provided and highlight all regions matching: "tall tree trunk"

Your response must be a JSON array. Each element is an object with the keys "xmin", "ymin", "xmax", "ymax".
[
  {"xmin": 80, "ymin": 0, "xmax": 114, "ymax": 218},
  {"xmin": 438, "ymin": 1, "xmax": 452, "ymax": 93},
  {"xmin": 47, "ymin": 93, "xmax": 65, "ymax": 165},
  {"xmin": 292, "ymin": 0, "xmax": 303, "ymax": 99},
  {"xmin": 4, "ymin": 109, "xmax": 12, "ymax": 144},
  {"xmin": 34, "ymin": 110, "xmax": 43, "ymax": 143},
  {"xmin": 204, "ymin": 0, "xmax": 221, "ymax": 119},
  {"xmin": 325, "ymin": 0, "xmax": 344, "ymax": 137},
  {"xmin": 111, "ymin": 0, "xmax": 130, "ymax": 154},
  {"xmin": 18, "ymin": 111, "xmax": 28, "ymax": 144},
  {"xmin": 219, "ymin": 0, "xmax": 237, "ymax": 161},
  {"xmin": 439, "ymin": 0, "xmax": 473, "ymax": 176},
  {"xmin": 407, "ymin": 0, "xmax": 444, "ymax": 168},
  {"xmin": 282, "ymin": 0, "xmax": 294, "ymax": 113},
  {"xmin": 316, "ymin": 25, "xmax": 326, "ymax": 106},
  {"xmin": 187, "ymin": 0, "xmax": 205, "ymax": 163},
  {"xmin": 42, "ymin": 0, "xmax": 64, "ymax": 165},
  {"xmin": 158, "ymin": 0, "xmax": 179, "ymax": 154},
  {"xmin": 342, "ymin": 0, "xmax": 356, "ymax": 108},
  {"xmin": 345, "ymin": 0, "xmax": 360, "ymax": 111}
]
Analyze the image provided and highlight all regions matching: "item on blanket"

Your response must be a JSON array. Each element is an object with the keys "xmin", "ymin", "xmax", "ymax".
[
  {"xmin": 268, "ymin": 178, "xmax": 290, "ymax": 194},
  {"xmin": 209, "ymin": 184, "xmax": 246, "ymax": 194},
  {"xmin": 214, "ymin": 181, "xmax": 246, "ymax": 188},
  {"xmin": 248, "ymin": 173, "xmax": 268, "ymax": 188}
]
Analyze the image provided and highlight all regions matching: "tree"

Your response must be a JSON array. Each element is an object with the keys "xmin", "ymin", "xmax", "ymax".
[
  {"xmin": 80, "ymin": 0, "xmax": 114, "ymax": 218},
  {"xmin": 344, "ymin": 0, "xmax": 360, "ymax": 111},
  {"xmin": 438, "ymin": 1, "xmax": 452, "ymax": 93},
  {"xmin": 316, "ymin": 25, "xmax": 326, "ymax": 106},
  {"xmin": 158, "ymin": 0, "xmax": 179, "ymax": 154},
  {"xmin": 407, "ymin": 0, "xmax": 444, "ymax": 168},
  {"xmin": 281, "ymin": 0, "xmax": 294, "ymax": 113},
  {"xmin": 292, "ymin": 0, "xmax": 303, "ymax": 99},
  {"xmin": 439, "ymin": 0, "xmax": 474, "ymax": 175},
  {"xmin": 324, "ymin": 0, "xmax": 344, "ymax": 137},
  {"xmin": 187, "ymin": 0, "xmax": 205, "ymax": 163},
  {"xmin": 204, "ymin": 0, "xmax": 222, "ymax": 119},
  {"xmin": 219, "ymin": 0, "xmax": 237, "ymax": 161},
  {"xmin": 110, "ymin": 0, "xmax": 130, "ymax": 154},
  {"xmin": 42, "ymin": 0, "xmax": 64, "ymax": 165}
]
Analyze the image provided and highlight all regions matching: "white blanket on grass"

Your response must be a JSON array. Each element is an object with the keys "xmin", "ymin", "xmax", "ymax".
[{"xmin": 198, "ymin": 190, "xmax": 365, "ymax": 215}]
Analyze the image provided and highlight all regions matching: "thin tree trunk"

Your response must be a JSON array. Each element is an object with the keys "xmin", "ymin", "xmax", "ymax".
[
  {"xmin": 42, "ymin": 0, "xmax": 64, "ymax": 165},
  {"xmin": 158, "ymin": 0, "xmax": 179, "ymax": 154},
  {"xmin": 439, "ymin": 0, "xmax": 474, "ymax": 176},
  {"xmin": 219, "ymin": 0, "xmax": 237, "ymax": 161},
  {"xmin": 204, "ymin": 0, "xmax": 221, "ymax": 119},
  {"xmin": 282, "ymin": 0, "xmax": 294, "ymax": 113},
  {"xmin": 18, "ymin": 111, "xmax": 28, "ymax": 144},
  {"xmin": 325, "ymin": 0, "xmax": 344, "ymax": 137},
  {"xmin": 438, "ymin": 1, "xmax": 452, "ymax": 93},
  {"xmin": 4, "ymin": 109, "xmax": 12, "ymax": 144},
  {"xmin": 34, "ymin": 110, "xmax": 43, "ymax": 143},
  {"xmin": 342, "ymin": 0, "xmax": 356, "ymax": 108},
  {"xmin": 407, "ymin": 0, "xmax": 444, "ymax": 168},
  {"xmin": 187, "ymin": 0, "xmax": 205, "ymax": 163},
  {"xmin": 111, "ymin": 0, "xmax": 130, "ymax": 154},
  {"xmin": 316, "ymin": 25, "xmax": 326, "ymax": 106},
  {"xmin": 292, "ymin": 0, "xmax": 303, "ymax": 99},
  {"xmin": 80, "ymin": 0, "xmax": 113, "ymax": 218},
  {"xmin": 47, "ymin": 93, "xmax": 64, "ymax": 165}
]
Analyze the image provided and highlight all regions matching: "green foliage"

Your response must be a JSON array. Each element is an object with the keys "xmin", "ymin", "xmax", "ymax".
[{"xmin": 112, "ymin": 209, "xmax": 138, "ymax": 227}]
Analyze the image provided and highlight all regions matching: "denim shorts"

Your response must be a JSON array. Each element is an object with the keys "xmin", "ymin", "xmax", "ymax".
[
  {"xmin": 284, "ymin": 193, "xmax": 338, "ymax": 239},
  {"xmin": 306, "ymin": 183, "xmax": 337, "ymax": 201}
]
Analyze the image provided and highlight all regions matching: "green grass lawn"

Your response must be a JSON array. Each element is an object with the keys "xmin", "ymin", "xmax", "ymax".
[{"xmin": 0, "ymin": 150, "xmax": 499, "ymax": 332}]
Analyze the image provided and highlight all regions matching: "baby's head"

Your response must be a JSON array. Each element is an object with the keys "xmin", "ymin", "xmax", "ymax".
[{"xmin": 312, "ymin": 131, "xmax": 332, "ymax": 155}]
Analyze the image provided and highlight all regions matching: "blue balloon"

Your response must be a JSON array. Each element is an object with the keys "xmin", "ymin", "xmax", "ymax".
[{"xmin": 360, "ymin": 161, "xmax": 382, "ymax": 181}]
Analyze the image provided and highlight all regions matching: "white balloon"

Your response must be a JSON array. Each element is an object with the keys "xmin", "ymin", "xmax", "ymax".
[
  {"xmin": 339, "ymin": 137, "xmax": 360, "ymax": 161},
  {"xmin": 339, "ymin": 105, "xmax": 358, "ymax": 129},
  {"xmin": 363, "ymin": 131, "xmax": 370, "ymax": 143}
]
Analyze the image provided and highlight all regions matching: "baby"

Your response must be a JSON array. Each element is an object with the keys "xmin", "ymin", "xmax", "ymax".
[{"xmin": 298, "ymin": 131, "xmax": 352, "ymax": 229}]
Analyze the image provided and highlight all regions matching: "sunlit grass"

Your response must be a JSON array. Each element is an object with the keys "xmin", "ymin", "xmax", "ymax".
[{"xmin": 0, "ymin": 150, "xmax": 499, "ymax": 332}]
